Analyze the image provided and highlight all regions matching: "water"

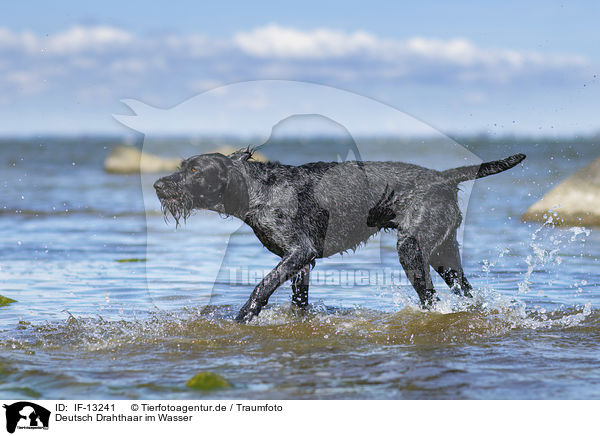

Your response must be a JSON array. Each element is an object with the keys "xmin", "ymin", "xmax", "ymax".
[{"xmin": 1, "ymin": 136, "xmax": 599, "ymax": 399}]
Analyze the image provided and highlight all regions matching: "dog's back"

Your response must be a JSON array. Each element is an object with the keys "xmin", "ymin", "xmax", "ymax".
[
  {"xmin": 244, "ymin": 159, "xmax": 448, "ymax": 257},
  {"xmin": 243, "ymin": 155, "xmax": 524, "ymax": 258}
]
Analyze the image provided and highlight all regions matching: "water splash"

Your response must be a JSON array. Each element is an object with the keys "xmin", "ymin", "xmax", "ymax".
[
  {"xmin": 518, "ymin": 214, "xmax": 557, "ymax": 293},
  {"xmin": 517, "ymin": 213, "xmax": 591, "ymax": 294},
  {"xmin": 2, "ymin": 301, "xmax": 595, "ymax": 355}
]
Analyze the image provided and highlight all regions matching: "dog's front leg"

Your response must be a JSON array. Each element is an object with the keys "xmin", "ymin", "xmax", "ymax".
[
  {"xmin": 291, "ymin": 265, "xmax": 310, "ymax": 309},
  {"xmin": 235, "ymin": 250, "xmax": 316, "ymax": 323}
]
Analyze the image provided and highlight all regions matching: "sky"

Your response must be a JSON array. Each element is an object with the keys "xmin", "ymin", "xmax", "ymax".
[{"xmin": 1, "ymin": 0, "xmax": 599, "ymax": 136}]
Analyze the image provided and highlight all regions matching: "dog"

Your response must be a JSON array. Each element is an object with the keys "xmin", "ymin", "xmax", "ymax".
[{"xmin": 154, "ymin": 149, "xmax": 525, "ymax": 322}]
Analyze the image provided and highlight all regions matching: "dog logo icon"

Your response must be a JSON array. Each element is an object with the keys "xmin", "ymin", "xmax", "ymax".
[
  {"xmin": 115, "ymin": 80, "xmax": 481, "ymax": 312},
  {"xmin": 3, "ymin": 402, "xmax": 50, "ymax": 434}
]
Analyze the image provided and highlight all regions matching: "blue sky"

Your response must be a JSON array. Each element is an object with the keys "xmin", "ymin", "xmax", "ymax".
[{"xmin": 1, "ymin": 1, "xmax": 599, "ymax": 136}]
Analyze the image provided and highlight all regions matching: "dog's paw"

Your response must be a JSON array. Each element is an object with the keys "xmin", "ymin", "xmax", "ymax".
[
  {"xmin": 234, "ymin": 303, "xmax": 261, "ymax": 323},
  {"xmin": 234, "ymin": 310, "xmax": 253, "ymax": 323}
]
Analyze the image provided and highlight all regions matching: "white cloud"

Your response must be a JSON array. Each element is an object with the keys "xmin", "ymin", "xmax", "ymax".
[
  {"xmin": 404, "ymin": 37, "xmax": 481, "ymax": 65},
  {"xmin": 0, "ymin": 25, "xmax": 134, "ymax": 56},
  {"xmin": 5, "ymin": 71, "xmax": 47, "ymax": 95},
  {"xmin": 233, "ymin": 25, "xmax": 589, "ymax": 83},
  {"xmin": 234, "ymin": 23, "xmax": 377, "ymax": 58},
  {"xmin": 44, "ymin": 25, "xmax": 134, "ymax": 55},
  {"xmin": 0, "ymin": 27, "xmax": 37, "ymax": 53},
  {"xmin": 0, "ymin": 23, "xmax": 592, "ymax": 106}
]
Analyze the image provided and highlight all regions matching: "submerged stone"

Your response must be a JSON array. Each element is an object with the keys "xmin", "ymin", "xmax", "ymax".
[
  {"xmin": 104, "ymin": 145, "xmax": 267, "ymax": 174},
  {"xmin": 0, "ymin": 295, "xmax": 16, "ymax": 307},
  {"xmin": 186, "ymin": 372, "xmax": 232, "ymax": 391},
  {"xmin": 104, "ymin": 145, "xmax": 181, "ymax": 174},
  {"xmin": 522, "ymin": 158, "xmax": 600, "ymax": 226}
]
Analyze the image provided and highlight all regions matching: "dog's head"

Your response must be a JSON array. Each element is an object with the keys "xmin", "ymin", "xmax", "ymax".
[{"xmin": 154, "ymin": 152, "xmax": 249, "ymax": 225}]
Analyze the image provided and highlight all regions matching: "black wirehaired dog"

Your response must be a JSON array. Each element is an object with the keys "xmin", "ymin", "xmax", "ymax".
[{"xmin": 154, "ymin": 149, "xmax": 525, "ymax": 322}]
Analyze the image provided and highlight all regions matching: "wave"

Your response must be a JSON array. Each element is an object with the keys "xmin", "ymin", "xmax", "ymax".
[{"xmin": 1, "ymin": 297, "xmax": 595, "ymax": 353}]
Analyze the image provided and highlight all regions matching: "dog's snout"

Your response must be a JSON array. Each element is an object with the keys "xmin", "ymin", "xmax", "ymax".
[{"xmin": 153, "ymin": 179, "xmax": 165, "ymax": 191}]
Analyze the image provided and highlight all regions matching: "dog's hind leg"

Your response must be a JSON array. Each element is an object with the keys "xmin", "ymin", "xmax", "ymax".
[
  {"xmin": 235, "ymin": 250, "xmax": 316, "ymax": 323},
  {"xmin": 291, "ymin": 265, "xmax": 310, "ymax": 309},
  {"xmin": 429, "ymin": 235, "xmax": 473, "ymax": 298},
  {"xmin": 397, "ymin": 232, "xmax": 438, "ymax": 308}
]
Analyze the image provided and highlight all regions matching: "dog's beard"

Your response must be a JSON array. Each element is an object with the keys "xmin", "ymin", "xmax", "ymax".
[{"xmin": 158, "ymin": 191, "xmax": 194, "ymax": 227}]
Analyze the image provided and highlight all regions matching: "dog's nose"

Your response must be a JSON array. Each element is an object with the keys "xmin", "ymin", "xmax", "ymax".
[{"xmin": 153, "ymin": 180, "xmax": 165, "ymax": 191}]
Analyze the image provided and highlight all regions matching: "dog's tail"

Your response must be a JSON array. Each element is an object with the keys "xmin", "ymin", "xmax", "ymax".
[{"xmin": 442, "ymin": 153, "xmax": 526, "ymax": 184}]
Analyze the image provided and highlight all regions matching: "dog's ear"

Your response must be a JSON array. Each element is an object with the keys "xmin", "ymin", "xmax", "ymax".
[
  {"xmin": 223, "ymin": 164, "xmax": 249, "ymax": 216},
  {"xmin": 229, "ymin": 147, "xmax": 253, "ymax": 162}
]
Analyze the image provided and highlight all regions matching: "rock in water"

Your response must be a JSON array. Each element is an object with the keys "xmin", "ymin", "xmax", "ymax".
[
  {"xmin": 186, "ymin": 372, "xmax": 232, "ymax": 391},
  {"xmin": 104, "ymin": 145, "xmax": 181, "ymax": 174},
  {"xmin": 0, "ymin": 295, "xmax": 16, "ymax": 307},
  {"xmin": 522, "ymin": 158, "xmax": 600, "ymax": 226},
  {"xmin": 104, "ymin": 145, "xmax": 267, "ymax": 174}
]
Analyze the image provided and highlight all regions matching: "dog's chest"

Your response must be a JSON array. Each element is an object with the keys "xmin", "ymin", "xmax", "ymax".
[{"xmin": 246, "ymin": 209, "xmax": 290, "ymax": 257}]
